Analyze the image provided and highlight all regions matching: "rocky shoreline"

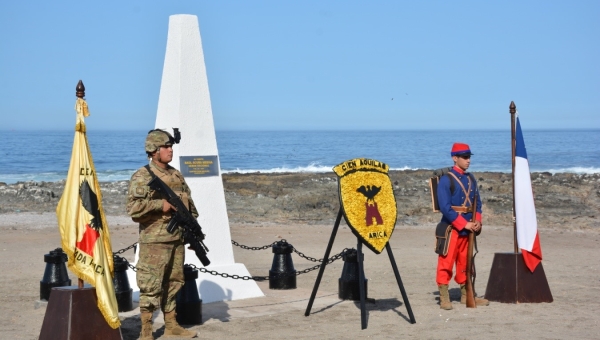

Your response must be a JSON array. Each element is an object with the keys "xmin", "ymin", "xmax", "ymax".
[{"xmin": 1, "ymin": 170, "xmax": 598, "ymax": 230}]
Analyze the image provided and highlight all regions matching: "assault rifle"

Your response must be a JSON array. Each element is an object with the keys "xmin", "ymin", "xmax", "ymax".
[
  {"xmin": 465, "ymin": 193, "xmax": 478, "ymax": 308},
  {"xmin": 147, "ymin": 176, "xmax": 211, "ymax": 266}
]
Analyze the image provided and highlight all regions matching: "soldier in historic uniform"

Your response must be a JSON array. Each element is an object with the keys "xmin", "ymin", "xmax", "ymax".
[
  {"xmin": 436, "ymin": 142, "xmax": 489, "ymax": 310},
  {"xmin": 127, "ymin": 129, "xmax": 197, "ymax": 339}
]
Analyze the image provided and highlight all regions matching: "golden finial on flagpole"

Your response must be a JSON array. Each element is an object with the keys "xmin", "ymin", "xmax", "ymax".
[
  {"xmin": 74, "ymin": 80, "xmax": 90, "ymax": 132},
  {"xmin": 76, "ymin": 80, "xmax": 85, "ymax": 98}
]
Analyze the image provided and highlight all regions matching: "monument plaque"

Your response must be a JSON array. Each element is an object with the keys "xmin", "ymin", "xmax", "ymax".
[{"xmin": 180, "ymin": 155, "xmax": 219, "ymax": 177}]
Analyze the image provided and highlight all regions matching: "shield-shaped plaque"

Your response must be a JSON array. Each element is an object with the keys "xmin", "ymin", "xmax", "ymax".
[{"xmin": 333, "ymin": 158, "xmax": 397, "ymax": 254}]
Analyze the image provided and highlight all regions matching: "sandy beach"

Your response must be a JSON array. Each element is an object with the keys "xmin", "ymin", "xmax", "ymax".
[{"xmin": 0, "ymin": 171, "xmax": 599, "ymax": 339}]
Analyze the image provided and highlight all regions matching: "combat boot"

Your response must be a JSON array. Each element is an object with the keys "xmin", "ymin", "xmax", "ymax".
[
  {"xmin": 460, "ymin": 284, "xmax": 490, "ymax": 306},
  {"xmin": 164, "ymin": 311, "xmax": 197, "ymax": 338},
  {"xmin": 139, "ymin": 311, "xmax": 154, "ymax": 340},
  {"xmin": 438, "ymin": 284, "xmax": 452, "ymax": 310}
]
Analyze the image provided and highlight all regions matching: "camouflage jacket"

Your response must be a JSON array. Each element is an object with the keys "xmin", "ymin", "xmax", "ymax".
[{"xmin": 126, "ymin": 161, "xmax": 199, "ymax": 243}]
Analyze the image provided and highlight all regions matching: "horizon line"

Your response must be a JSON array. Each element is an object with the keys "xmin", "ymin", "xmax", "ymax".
[{"xmin": 2, "ymin": 127, "xmax": 599, "ymax": 132}]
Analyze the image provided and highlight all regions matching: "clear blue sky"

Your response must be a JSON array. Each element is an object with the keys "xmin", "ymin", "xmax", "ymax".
[{"xmin": 1, "ymin": 1, "xmax": 598, "ymax": 131}]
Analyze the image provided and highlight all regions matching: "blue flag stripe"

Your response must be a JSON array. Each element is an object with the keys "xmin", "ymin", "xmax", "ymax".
[{"xmin": 515, "ymin": 117, "xmax": 528, "ymax": 159}]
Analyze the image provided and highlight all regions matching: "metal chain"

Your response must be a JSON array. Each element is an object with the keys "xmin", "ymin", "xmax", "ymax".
[
  {"xmin": 112, "ymin": 242, "xmax": 138, "ymax": 271},
  {"xmin": 113, "ymin": 242, "xmax": 137, "ymax": 255},
  {"xmin": 291, "ymin": 248, "xmax": 348, "ymax": 276},
  {"xmin": 231, "ymin": 239, "xmax": 278, "ymax": 251},
  {"xmin": 231, "ymin": 239, "xmax": 325, "ymax": 263},
  {"xmin": 292, "ymin": 248, "xmax": 324, "ymax": 262},
  {"xmin": 112, "ymin": 254, "xmax": 138, "ymax": 272},
  {"xmin": 186, "ymin": 248, "xmax": 349, "ymax": 281},
  {"xmin": 111, "ymin": 241, "xmax": 349, "ymax": 278}
]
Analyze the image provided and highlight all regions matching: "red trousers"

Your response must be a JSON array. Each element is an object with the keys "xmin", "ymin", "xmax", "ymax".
[{"xmin": 436, "ymin": 229, "xmax": 468, "ymax": 285}]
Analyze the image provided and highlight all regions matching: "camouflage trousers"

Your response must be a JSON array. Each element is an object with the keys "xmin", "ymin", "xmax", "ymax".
[{"xmin": 137, "ymin": 240, "xmax": 185, "ymax": 313}]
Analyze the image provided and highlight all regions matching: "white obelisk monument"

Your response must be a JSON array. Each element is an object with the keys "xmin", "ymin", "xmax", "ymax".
[{"xmin": 128, "ymin": 14, "xmax": 263, "ymax": 304}]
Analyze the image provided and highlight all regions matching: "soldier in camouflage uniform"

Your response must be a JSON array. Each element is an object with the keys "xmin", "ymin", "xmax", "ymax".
[{"xmin": 127, "ymin": 129, "xmax": 197, "ymax": 339}]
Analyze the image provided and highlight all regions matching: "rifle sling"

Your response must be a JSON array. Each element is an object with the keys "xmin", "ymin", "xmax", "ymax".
[
  {"xmin": 144, "ymin": 164, "xmax": 156, "ymax": 179},
  {"xmin": 144, "ymin": 164, "xmax": 184, "ymax": 201}
]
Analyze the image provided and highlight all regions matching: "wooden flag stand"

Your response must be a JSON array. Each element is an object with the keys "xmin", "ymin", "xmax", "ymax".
[
  {"xmin": 304, "ymin": 209, "xmax": 416, "ymax": 329},
  {"xmin": 484, "ymin": 101, "xmax": 552, "ymax": 303},
  {"xmin": 39, "ymin": 280, "xmax": 122, "ymax": 340},
  {"xmin": 485, "ymin": 253, "xmax": 552, "ymax": 303}
]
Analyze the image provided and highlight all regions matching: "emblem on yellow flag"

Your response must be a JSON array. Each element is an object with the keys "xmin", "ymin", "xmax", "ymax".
[{"xmin": 333, "ymin": 158, "xmax": 397, "ymax": 254}]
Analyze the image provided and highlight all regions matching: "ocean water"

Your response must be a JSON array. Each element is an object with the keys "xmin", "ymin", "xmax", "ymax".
[{"xmin": 1, "ymin": 129, "xmax": 598, "ymax": 184}]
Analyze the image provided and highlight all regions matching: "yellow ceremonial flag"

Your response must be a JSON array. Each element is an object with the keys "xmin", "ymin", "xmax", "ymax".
[{"xmin": 56, "ymin": 97, "xmax": 121, "ymax": 329}]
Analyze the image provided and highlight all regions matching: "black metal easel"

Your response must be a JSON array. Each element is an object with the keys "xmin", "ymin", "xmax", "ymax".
[{"xmin": 304, "ymin": 208, "xmax": 416, "ymax": 329}]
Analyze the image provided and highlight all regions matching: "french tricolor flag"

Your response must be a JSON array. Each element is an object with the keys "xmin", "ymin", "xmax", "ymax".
[{"xmin": 515, "ymin": 115, "xmax": 543, "ymax": 272}]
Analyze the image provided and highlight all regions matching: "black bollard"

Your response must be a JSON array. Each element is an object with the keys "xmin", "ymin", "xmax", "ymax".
[
  {"xmin": 269, "ymin": 240, "xmax": 297, "ymax": 289},
  {"xmin": 40, "ymin": 248, "xmax": 71, "ymax": 301},
  {"xmin": 112, "ymin": 256, "xmax": 133, "ymax": 312},
  {"xmin": 338, "ymin": 248, "xmax": 368, "ymax": 300},
  {"xmin": 176, "ymin": 265, "xmax": 202, "ymax": 325}
]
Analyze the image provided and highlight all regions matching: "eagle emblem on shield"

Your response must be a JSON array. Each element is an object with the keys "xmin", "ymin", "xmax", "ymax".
[{"xmin": 333, "ymin": 158, "xmax": 397, "ymax": 254}]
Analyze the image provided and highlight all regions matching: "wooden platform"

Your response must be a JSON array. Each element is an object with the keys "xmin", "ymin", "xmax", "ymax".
[
  {"xmin": 39, "ymin": 286, "xmax": 122, "ymax": 340},
  {"xmin": 485, "ymin": 252, "xmax": 553, "ymax": 303}
]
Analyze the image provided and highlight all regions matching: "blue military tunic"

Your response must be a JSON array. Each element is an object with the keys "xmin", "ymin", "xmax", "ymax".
[{"xmin": 437, "ymin": 166, "xmax": 482, "ymax": 236}]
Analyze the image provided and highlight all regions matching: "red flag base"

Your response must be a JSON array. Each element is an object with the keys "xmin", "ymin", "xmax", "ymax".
[
  {"xmin": 39, "ymin": 286, "xmax": 122, "ymax": 340},
  {"xmin": 484, "ymin": 252, "xmax": 553, "ymax": 303}
]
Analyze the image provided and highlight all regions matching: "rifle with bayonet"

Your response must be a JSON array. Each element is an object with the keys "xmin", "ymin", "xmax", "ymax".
[
  {"xmin": 465, "ymin": 193, "xmax": 478, "ymax": 308},
  {"xmin": 147, "ymin": 175, "xmax": 211, "ymax": 266}
]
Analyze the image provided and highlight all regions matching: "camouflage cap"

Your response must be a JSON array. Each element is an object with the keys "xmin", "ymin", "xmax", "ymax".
[{"xmin": 145, "ymin": 129, "xmax": 174, "ymax": 153}]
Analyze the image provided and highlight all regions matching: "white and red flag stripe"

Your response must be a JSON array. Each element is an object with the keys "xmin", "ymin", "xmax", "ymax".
[{"xmin": 514, "ymin": 115, "xmax": 543, "ymax": 272}]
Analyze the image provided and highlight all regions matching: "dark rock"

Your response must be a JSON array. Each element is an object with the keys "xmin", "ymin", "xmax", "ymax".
[{"xmin": 0, "ymin": 171, "xmax": 598, "ymax": 230}]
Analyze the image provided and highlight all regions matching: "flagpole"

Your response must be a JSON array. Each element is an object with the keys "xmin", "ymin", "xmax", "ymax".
[
  {"xmin": 483, "ymin": 101, "xmax": 553, "ymax": 304},
  {"xmin": 510, "ymin": 101, "xmax": 518, "ymax": 254},
  {"xmin": 76, "ymin": 80, "xmax": 86, "ymax": 289}
]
